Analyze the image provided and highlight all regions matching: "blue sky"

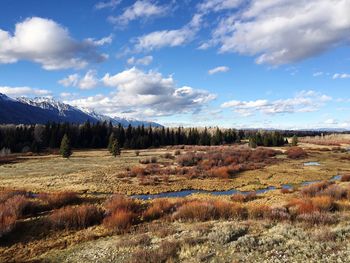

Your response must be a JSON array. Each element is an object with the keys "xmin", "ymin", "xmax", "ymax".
[{"xmin": 0, "ymin": 0, "xmax": 350, "ymax": 129}]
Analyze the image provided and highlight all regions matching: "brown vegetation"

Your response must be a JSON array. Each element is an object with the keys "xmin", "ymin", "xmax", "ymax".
[
  {"xmin": 48, "ymin": 205, "xmax": 103, "ymax": 230},
  {"xmin": 340, "ymin": 174, "xmax": 350, "ymax": 182},
  {"xmin": 38, "ymin": 191, "xmax": 80, "ymax": 209},
  {"xmin": 285, "ymin": 147, "xmax": 307, "ymax": 159}
]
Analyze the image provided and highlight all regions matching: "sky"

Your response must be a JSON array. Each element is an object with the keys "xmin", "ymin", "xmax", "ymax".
[{"xmin": 0, "ymin": 0, "xmax": 350, "ymax": 129}]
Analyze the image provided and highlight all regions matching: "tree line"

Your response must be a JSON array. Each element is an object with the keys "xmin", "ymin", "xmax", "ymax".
[
  {"xmin": 0, "ymin": 122, "xmax": 329, "ymax": 154},
  {"xmin": 0, "ymin": 122, "xmax": 242, "ymax": 153}
]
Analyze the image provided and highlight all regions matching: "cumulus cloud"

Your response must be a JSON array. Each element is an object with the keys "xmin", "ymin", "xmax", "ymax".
[
  {"xmin": 134, "ymin": 14, "xmax": 202, "ymax": 51},
  {"xmin": 127, "ymin": 55, "xmax": 153, "ymax": 65},
  {"xmin": 108, "ymin": 0, "xmax": 169, "ymax": 26},
  {"xmin": 0, "ymin": 86, "xmax": 51, "ymax": 97},
  {"xmin": 221, "ymin": 90, "xmax": 332, "ymax": 116},
  {"xmin": 95, "ymin": 0, "xmax": 121, "ymax": 10},
  {"xmin": 67, "ymin": 67, "xmax": 216, "ymax": 118},
  {"xmin": 208, "ymin": 0, "xmax": 350, "ymax": 65},
  {"xmin": 333, "ymin": 73, "xmax": 350, "ymax": 79},
  {"xmin": 197, "ymin": 0, "xmax": 243, "ymax": 13},
  {"xmin": 59, "ymin": 70, "xmax": 99, "ymax": 90},
  {"xmin": 208, "ymin": 66, "xmax": 230, "ymax": 75},
  {"xmin": 0, "ymin": 17, "xmax": 109, "ymax": 70}
]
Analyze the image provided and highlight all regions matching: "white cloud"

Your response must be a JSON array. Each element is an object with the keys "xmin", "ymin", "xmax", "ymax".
[
  {"xmin": 208, "ymin": 66, "xmax": 230, "ymax": 75},
  {"xmin": 67, "ymin": 67, "xmax": 216, "ymax": 118},
  {"xmin": 108, "ymin": 0, "xmax": 168, "ymax": 26},
  {"xmin": 127, "ymin": 55, "xmax": 153, "ymax": 65},
  {"xmin": 313, "ymin": 72, "xmax": 324, "ymax": 77},
  {"xmin": 58, "ymin": 74, "xmax": 80, "ymax": 87},
  {"xmin": 197, "ymin": 0, "xmax": 243, "ymax": 13},
  {"xmin": 0, "ymin": 17, "xmax": 108, "ymax": 70},
  {"xmin": 95, "ymin": 0, "xmax": 121, "ymax": 10},
  {"xmin": 221, "ymin": 90, "xmax": 332, "ymax": 116},
  {"xmin": 58, "ymin": 70, "xmax": 99, "ymax": 90},
  {"xmin": 84, "ymin": 35, "xmax": 113, "ymax": 46},
  {"xmin": 333, "ymin": 73, "xmax": 350, "ymax": 79},
  {"xmin": 0, "ymin": 86, "xmax": 51, "ymax": 97},
  {"xmin": 134, "ymin": 14, "xmax": 202, "ymax": 51},
  {"xmin": 324, "ymin": 118, "xmax": 338, "ymax": 125},
  {"xmin": 208, "ymin": 0, "xmax": 350, "ymax": 65}
]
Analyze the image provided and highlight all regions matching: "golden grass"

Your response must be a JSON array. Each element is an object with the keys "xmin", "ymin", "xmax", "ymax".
[{"xmin": 1, "ymin": 146, "xmax": 350, "ymax": 196}]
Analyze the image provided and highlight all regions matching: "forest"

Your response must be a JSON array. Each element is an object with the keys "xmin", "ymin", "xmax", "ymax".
[{"xmin": 0, "ymin": 121, "xmax": 328, "ymax": 153}]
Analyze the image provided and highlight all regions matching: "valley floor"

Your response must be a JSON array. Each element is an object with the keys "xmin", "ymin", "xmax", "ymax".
[{"xmin": 1, "ymin": 142, "xmax": 350, "ymax": 262}]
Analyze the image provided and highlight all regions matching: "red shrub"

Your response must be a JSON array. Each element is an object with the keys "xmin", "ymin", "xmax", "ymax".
[
  {"xmin": 231, "ymin": 193, "xmax": 246, "ymax": 202},
  {"xmin": 39, "ymin": 191, "xmax": 80, "ymax": 209},
  {"xmin": 173, "ymin": 201, "xmax": 216, "ymax": 221},
  {"xmin": 3, "ymin": 195, "xmax": 35, "ymax": 218},
  {"xmin": 142, "ymin": 199, "xmax": 174, "ymax": 221},
  {"xmin": 130, "ymin": 166, "xmax": 147, "ymax": 177},
  {"xmin": 285, "ymin": 147, "xmax": 307, "ymax": 159},
  {"xmin": 48, "ymin": 204, "xmax": 103, "ymax": 230},
  {"xmin": 210, "ymin": 167, "xmax": 231, "ymax": 179},
  {"xmin": 0, "ymin": 189, "xmax": 28, "ymax": 203},
  {"xmin": 173, "ymin": 200, "xmax": 247, "ymax": 221},
  {"xmin": 212, "ymin": 200, "xmax": 247, "ymax": 219},
  {"xmin": 341, "ymin": 174, "xmax": 350, "ymax": 182},
  {"xmin": 321, "ymin": 185, "xmax": 347, "ymax": 200},
  {"xmin": 0, "ymin": 204, "xmax": 17, "ymax": 238},
  {"xmin": 247, "ymin": 204, "xmax": 271, "ymax": 219},
  {"xmin": 301, "ymin": 181, "xmax": 331, "ymax": 197},
  {"xmin": 268, "ymin": 207, "xmax": 291, "ymax": 221},
  {"xmin": 104, "ymin": 195, "xmax": 141, "ymax": 214},
  {"xmin": 231, "ymin": 192, "xmax": 257, "ymax": 202},
  {"xmin": 177, "ymin": 152, "xmax": 203, "ymax": 166},
  {"xmin": 103, "ymin": 209, "xmax": 137, "ymax": 232},
  {"xmin": 287, "ymin": 198, "xmax": 317, "ymax": 215},
  {"xmin": 311, "ymin": 196, "xmax": 335, "ymax": 212}
]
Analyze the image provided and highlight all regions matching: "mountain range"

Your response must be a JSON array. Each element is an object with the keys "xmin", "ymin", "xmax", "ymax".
[{"xmin": 0, "ymin": 93, "xmax": 162, "ymax": 127}]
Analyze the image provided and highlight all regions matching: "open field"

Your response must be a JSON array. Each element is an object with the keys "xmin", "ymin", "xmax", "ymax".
[
  {"xmin": 1, "ymin": 141, "xmax": 350, "ymax": 262},
  {"xmin": 1, "ymin": 144, "xmax": 350, "ymax": 195}
]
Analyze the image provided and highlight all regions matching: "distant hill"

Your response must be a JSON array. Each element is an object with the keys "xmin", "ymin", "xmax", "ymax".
[{"xmin": 0, "ymin": 93, "xmax": 162, "ymax": 127}]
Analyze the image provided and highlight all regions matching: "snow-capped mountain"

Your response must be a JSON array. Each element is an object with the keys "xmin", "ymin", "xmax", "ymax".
[
  {"xmin": 80, "ymin": 108, "xmax": 162, "ymax": 127},
  {"xmin": 0, "ymin": 93, "xmax": 162, "ymax": 127}
]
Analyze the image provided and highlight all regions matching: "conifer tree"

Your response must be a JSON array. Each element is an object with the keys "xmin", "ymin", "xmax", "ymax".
[
  {"xmin": 291, "ymin": 135, "xmax": 298, "ymax": 146},
  {"xmin": 111, "ymin": 138, "xmax": 121, "ymax": 157},
  {"xmin": 249, "ymin": 136, "xmax": 257, "ymax": 148},
  {"xmin": 60, "ymin": 134, "xmax": 72, "ymax": 158},
  {"xmin": 108, "ymin": 133, "xmax": 115, "ymax": 153}
]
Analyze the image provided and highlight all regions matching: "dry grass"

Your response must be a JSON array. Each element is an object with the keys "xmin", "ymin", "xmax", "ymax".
[
  {"xmin": 1, "ymin": 147, "xmax": 349, "ymax": 196},
  {"xmin": 300, "ymin": 134, "xmax": 350, "ymax": 146}
]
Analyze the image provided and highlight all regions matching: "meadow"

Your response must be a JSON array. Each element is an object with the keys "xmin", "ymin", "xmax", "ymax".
[{"xmin": 1, "ymin": 137, "xmax": 350, "ymax": 262}]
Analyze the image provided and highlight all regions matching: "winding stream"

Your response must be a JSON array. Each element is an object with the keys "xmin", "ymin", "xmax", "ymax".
[{"xmin": 132, "ymin": 175, "xmax": 341, "ymax": 200}]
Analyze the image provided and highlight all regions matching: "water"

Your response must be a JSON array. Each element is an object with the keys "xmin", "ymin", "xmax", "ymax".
[
  {"xmin": 304, "ymin": 162, "xmax": 321, "ymax": 166},
  {"xmin": 132, "ymin": 175, "xmax": 342, "ymax": 200}
]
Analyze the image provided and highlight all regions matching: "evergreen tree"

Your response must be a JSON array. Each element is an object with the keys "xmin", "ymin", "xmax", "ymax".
[
  {"xmin": 249, "ymin": 136, "xmax": 257, "ymax": 148},
  {"xmin": 111, "ymin": 138, "xmax": 121, "ymax": 157},
  {"xmin": 291, "ymin": 135, "xmax": 298, "ymax": 146},
  {"xmin": 107, "ymin": 133, "xmax": 115, "ymax": 153},
  {"xmin": 60, "ymin": 134, "xmax": 72, "ymax": 158}
]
